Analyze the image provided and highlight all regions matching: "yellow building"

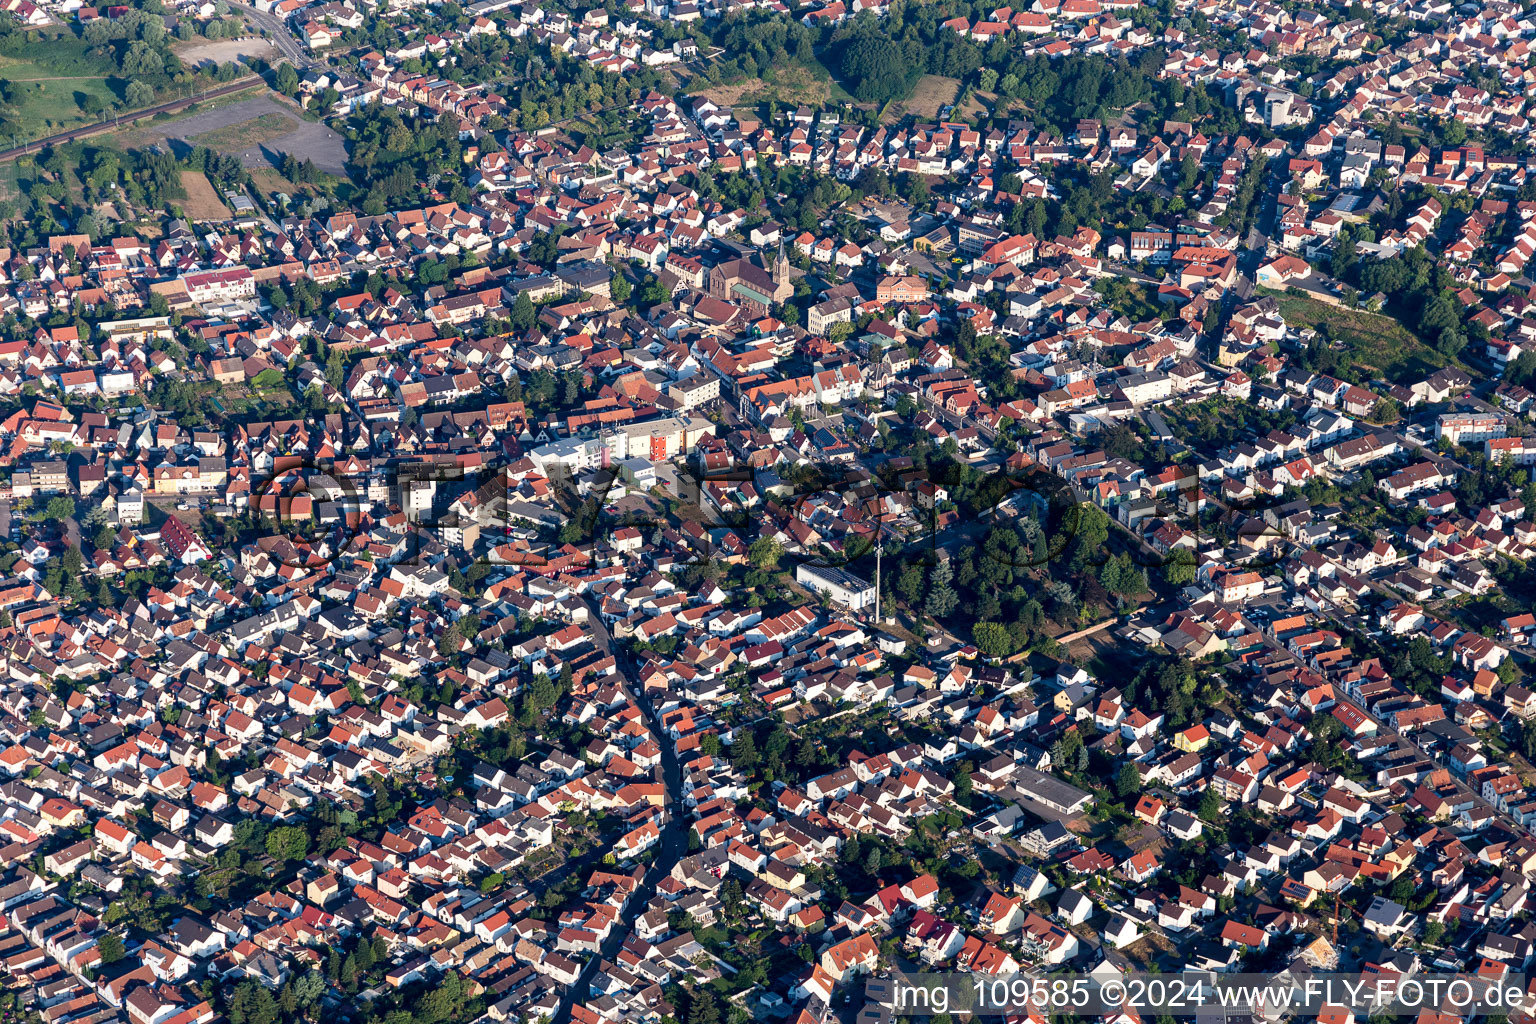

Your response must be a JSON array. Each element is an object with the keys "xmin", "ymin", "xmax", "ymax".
[{"xmin": 1173, "ymin": 723, "xmax": 1211, "ymax": 752}]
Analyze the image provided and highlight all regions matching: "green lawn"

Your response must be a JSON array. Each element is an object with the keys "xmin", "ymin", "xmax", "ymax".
[
  {"xmin": 0, "ymin": 161, "xmax": 20, "ymax": 205},
  {"xmin": 0, "ymin": 42, "xmax": 128, "ymax": 143},
  {"xmin": 1272, "ymin": 290, "xmax": 1463, "ymax": 384}
]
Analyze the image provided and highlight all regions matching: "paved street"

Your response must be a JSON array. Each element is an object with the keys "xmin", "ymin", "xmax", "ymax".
[
  {"xmin": 549, "ymin": 603, "xmax": 688, "ymax": 1024},
  {"xmin": 229, "ymin": 0, "xmax": 321, "ymax": 70}
]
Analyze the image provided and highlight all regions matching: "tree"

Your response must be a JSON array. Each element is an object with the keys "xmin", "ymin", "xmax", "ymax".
[
  {"xmin": 417, "ymin": 984, "xmax": 459, "ymax": 1024},
  {"xmin": 1162, "ymin": 553, "xmax": 1196, "ymax": 587},
  {"xmin": 1069, "ymin": 504, "xmax": 1110, "ymax": 571},
  {"xmin": 40, "ymin": 495, "xmax": 74, "ymax": 523},
  {"xmin": 731, "ymin": 730, "xmax": 758, "ymax": 770},
  {"xmin": 925, "ymin": 558, "xmax": 957, "ymax": 619},
  {"xmin": 120, "ymin": 42, "xmax": 163, "ymax": 78},
  {"xmin": 973, "ymin": 621, "xmax": 1016, "ymax": 659},
  {"xmin": 274, "ymin": 62, "xmax": 300, "ymax": 96},
  {"xmin": 264, "ymin": 825, "xmax": 309, "ymax": 862},
  {"xmin": 1198, "ymin": 786, "xmax": 1223, "ymax": 822},
  {"xmin": 1333, "ymin": 231, "xmax": 1357, "ymax": 279},
  {"xmin": 229, "ymin": 981, "xmax": 278, "ymax": 1024},
  {"xmin": 610, "ymin": 273, "xmax": 631, "ymax": 303},
  {"xmin": 97, "ymin": 933, "xmax": 126, "ymax": 963},
  {"xmin": 1115, "ymin": 762, "xmax": 1141, "ymax": 798},
  {"xmin": 291, "ymin": 971, "xmax": 324, "ymax": 1007},
  {"xmin": 526, "ymin": 673, "xmax": 557, "ymax": 712},
  {"xmin": 124, "ymin": 80, "xmax": 154, "ymax": 108},
  {"xmin": 747, "ymin": 536, "xmax": 782, "ymax": 570},
  {"xmin": 688, "ymin": 988, "xmax": 721, "ymax": 1024},
  {"xmin": 720, "ymin": 878, "xmax": 744, "ymax": 917},
  {"xmin": 74, "ymin": 211, "xmax": 101, "ymax": 241},
  {"xmin": 953, "ymin": 763, "xmax": 973, "ymax": 806},
  {"xmin": 902, "ymin": 172, "xmax": 930, "ymax": 208},
  {"xmin": 839, "ymin": 35, "xmax": 917, "ymax": 104},
  {"xmin": 509, "ymin": 291, "xmax": 536, "ymax": 331},
  {"xmin": 640, "ymin": 276, "xmax": 672, "ymax": 305},
  {"xmin": 354, "ymin": 935, "xmax": 375, "ymax": 972},
  {"xmin": 1102, "ymin": 553, "xmax": 1146, "ymax": 596}
]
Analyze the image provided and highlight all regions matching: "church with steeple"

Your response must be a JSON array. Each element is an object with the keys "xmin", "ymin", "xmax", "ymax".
[{"xmin": 705, "ymin": 242, "xmax": 795, "ymax": 317}]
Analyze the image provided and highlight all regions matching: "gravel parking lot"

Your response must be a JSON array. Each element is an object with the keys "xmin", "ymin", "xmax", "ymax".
[{"xmin": 155, "ymin": 96, "xmax": 350, "ymax": 176}]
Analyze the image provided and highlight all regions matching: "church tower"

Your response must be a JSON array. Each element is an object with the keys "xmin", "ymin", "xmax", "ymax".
[{"xmin": 772, "ymin": 239, "xmax": 792, "ymax": 301}]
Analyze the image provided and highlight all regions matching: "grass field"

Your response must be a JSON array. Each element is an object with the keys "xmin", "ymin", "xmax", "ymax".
[
  {"xmin": 957, "ymin": 88, "xmax": 988, "ymax": 120},
  {"xmin": 189, "ymin": 111, "xmax": 298, "ymax": 151},
  {"xmin": 691, "ymin": 59, "xmax": 854, "ymax": 113},
  {"xmin": 217, "ymin": 380, "xmax": 295, "ymax": 423},
  {"xmin": 247, "ymin": 167, "xmax": 300, "ymax": 195},
  {"xmin": 0, "ymin": 53, "xmax": 121, "ymax": 142},
  {"xmin": 0, "ymin": 162, "xmax": 20, "ymax": 207},
  {"xmin": 897, "ymin": 75, "xmax": 960, "ymax": 121},
  {"xmin": 566, "ymin": 108, "xmax": 643, "ymax": 151},
  {"xmin": 1273, "ymin": 290, "xmax": 1462, "ymax": 384}
]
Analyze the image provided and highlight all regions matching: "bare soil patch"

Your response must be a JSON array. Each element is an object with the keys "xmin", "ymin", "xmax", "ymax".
[
  {"xmin": 178, "ymin": 169, "xmax": 230, "ymax": 220},
  {"xmin": 176, "ymin": 36, "xmax": 275, "ymax": 68}
]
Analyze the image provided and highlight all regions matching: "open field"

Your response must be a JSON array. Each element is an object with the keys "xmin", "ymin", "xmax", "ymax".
[
  {"xmin": 0, "ymin": 53, "xmax": 121, "ymax": 142},
  {"xmin": 0, "ymin": 162, "xmax": 20, "ymax": 206},
  {"xmin": 565, "ymin": 108, "xmax": 644, "ymax": 151},
  {"xmin": 691, "ymin": 59, "xmax": 854, "ymax": 113},
  {"xmin": 251, "ymin": 119, "xmax": 349, "ymax": 175},
  {"xmin": 121, "ymin": 95, "xmax": 350, "ymax": 175},
  {"xmin": 175, "ymin": 36, "xmax": 275, "ymax": 68},
  {"xmin": 1272, "ymin": 289, "xmax": 1462, "ymax": 384},
  {"xmin": 957, "ymin": 87, "xmax": 988, "ymax": 120},
  {"xmin": 109, "ymin": 85, "xmax": 266, "ymax": 148},
  {"xmin": 178, "ymin": 169, "xmax": 230, "ymax": 220},
  {"xmin": 247, "ymin": 165, "xmax": 349, "ymax": 204},
  {"xmin": 896, "ymin": 75, "xmax": 960, "ymax": 121},
  {"xmin": 247, "ymin": 167, "xmax": 301, "ymax": 195},
  {"xmin": 190, "ymin": 110, "xmax": 297, "ymax": 151}
]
